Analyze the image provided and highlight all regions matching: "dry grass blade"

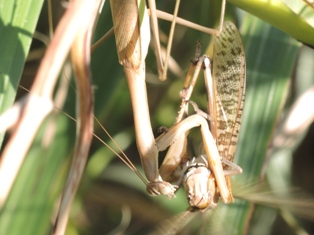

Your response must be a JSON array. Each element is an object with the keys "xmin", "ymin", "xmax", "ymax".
[
  {"xmin": 52, "ymin": 1, "xmax": 103, "ymax": 234},
  {"xmin": 148, "ymin": 210, "xmax": 196, "ymax": 235},
  {"xmin": 273, "ymin": 86, "xmax": 314, "ymax": 150},
  {"xmin": 234, "ymin": 182, "xmax": 314, "ymax": 221},
  {"xmin": 0, "ymin": 0, "xmax": 100, "ymax": 207},
  {"xmin": 147, "ymin": 0, "xmax": 164, "ymax": 79}
]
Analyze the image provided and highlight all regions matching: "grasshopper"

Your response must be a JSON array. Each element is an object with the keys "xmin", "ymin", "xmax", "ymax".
[{"xmin": 155, "ymin": 20, "xmax": 246, "ymax": 209}]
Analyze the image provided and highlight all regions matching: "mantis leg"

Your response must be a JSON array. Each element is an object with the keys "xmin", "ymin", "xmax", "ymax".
[
  {"xmin": 147, "ymin": 0, "xmax": 226, "ymax": 80},
  {"xmin": 125, "ymin": 68, "xmax": 177, "ymax": 198},
  {"xmin": 110, "ymin": 0, "xmax": 177, "ymax": 198},
  {"xmin": 158, "ymin": 43, "xmax": 205, "ymax": 182},
  {"xmin": 156, "ymin": 114, "xmax": 231, "ymax": 203},
  {"xmin": 222, "ymin": 158, "xmax": 243, "ymax": 176}
]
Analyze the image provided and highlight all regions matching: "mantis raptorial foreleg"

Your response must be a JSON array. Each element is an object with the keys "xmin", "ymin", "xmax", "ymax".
[
  {"xmin": 110, "ymin": 0, "xmax": 177, "ymax": 197},
  {"xmin": 157, "ymin": 42, "xmax": 209, "ymax": 183},
  {"xmin": 155, "ymin": 114, "xmax": 231, "ymax": 203}
]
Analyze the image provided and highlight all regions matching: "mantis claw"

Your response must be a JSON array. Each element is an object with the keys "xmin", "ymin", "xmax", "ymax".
[{"xmin": 147, "ymin": 181, "xmax": 178, "ymax": 198}]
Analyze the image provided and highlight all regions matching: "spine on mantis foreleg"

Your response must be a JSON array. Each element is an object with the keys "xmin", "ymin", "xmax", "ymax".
[{"xmin": 110, "ymin": 0, "xmax": 176, "ymax": 198}]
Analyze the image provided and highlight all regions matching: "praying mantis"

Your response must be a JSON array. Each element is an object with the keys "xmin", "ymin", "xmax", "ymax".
[{"xmin": 110, "ymin": 0, "xmax": 244, "ymax": 208}]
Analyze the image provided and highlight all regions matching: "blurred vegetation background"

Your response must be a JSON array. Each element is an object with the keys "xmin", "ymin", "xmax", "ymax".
[{"xmin": 1, "ymin": 0, "xmax": 314, "ymax": 234}]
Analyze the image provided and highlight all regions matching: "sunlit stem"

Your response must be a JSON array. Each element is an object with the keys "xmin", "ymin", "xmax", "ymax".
[
  {"xmin": 217, "ymin": 0, "xmax": 226, "ymax": 35},
  {"xmin": 147, "ymin": 0, "xmax": 164, "ymax": 79},
  {"xmin": 91, "ymin": 27, "xmax": 114, "ymax": 53},
  {"xmin": 161, "ymin": 0, "xmax": 181, "ymax": 81},
  {"xmin": 155, "ymin": 10, "xmax": 218, "ymax": 35}
]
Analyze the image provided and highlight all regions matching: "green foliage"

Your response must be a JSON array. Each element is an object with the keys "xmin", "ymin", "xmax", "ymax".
[{"xmin": 0, "ymin": 0, "xmax": 44, "ymax": 145}]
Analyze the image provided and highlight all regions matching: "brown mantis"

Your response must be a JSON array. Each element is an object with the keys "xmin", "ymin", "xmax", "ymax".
[{"xmin": 109, "ymin": 0, "xmax": 245, "ymax": 208}]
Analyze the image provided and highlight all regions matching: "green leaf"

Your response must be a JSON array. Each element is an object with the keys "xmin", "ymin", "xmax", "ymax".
[
  {"xmin": 227, "ymin": 0, "xmax": 314, "ymax": 47},
  {"xmin": 282, "ymin": 0, "xmax": 314, "ymax": 29},
  {"xmin": 0, "ymin": 115, "xmax": 74, "ymax": 235},
  {"xmin": 0, "ymin": 0, "xmax": 44, "ymax": 146}
]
